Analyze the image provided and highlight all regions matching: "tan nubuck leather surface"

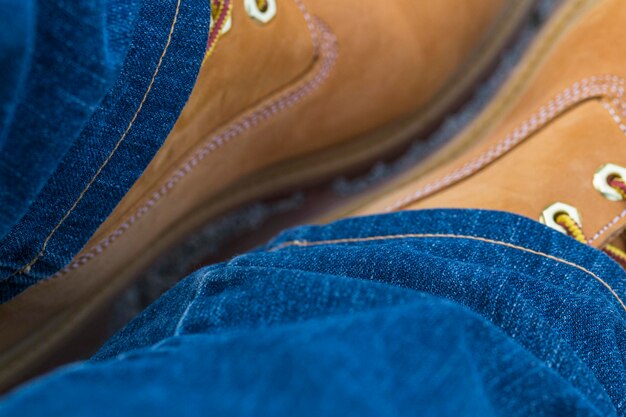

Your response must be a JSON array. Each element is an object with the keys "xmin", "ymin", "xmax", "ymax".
[
  {"xmin": 356, "ymin": 0, "xmax": 626, "ymax": 250},
  {"xmin": 0, "ymin": 0, "xmax": 531, "ymax": 392},
  {"xmin": 105, "ymin": 0, "xmax": 510, "ymax": 233}
]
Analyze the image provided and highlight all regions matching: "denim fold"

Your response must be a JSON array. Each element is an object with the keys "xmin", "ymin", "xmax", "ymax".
[
  {"xmin": 1, "ymin": 209, "xmax": 623, "ymax": 416},
  {"xmin": 0, "ymin": 0, "xmax": 212, "ymax": 302}
]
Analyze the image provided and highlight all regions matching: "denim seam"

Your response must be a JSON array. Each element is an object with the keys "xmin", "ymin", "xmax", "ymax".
[
  {"xmin": 173, "ymin": 270, "xmax": 210, "ymax": 336},
  {"xmin": 15, "ymin": 0, "xmax": 185, "ymax": 275},
  {"xmin": 268, "ymin": 233, "xmax": 626, "ymax": 313},
  {"xmin": 50, "ymin": 5, "xmax": 338, "ymax": 279}
]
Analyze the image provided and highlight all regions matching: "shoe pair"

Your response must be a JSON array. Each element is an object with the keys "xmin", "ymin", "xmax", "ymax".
[{"xmin": 4, "ymin": 0, "xmax": 626, "ymax": 393}]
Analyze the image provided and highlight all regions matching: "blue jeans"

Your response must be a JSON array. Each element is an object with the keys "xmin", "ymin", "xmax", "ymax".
[
  {"xmin": 0, "ymin": 0, "xmax": 211, "ymax": 299},
  {"xmin": 0, "ymin": 209, "xmax": 624, "ymax": 416}
]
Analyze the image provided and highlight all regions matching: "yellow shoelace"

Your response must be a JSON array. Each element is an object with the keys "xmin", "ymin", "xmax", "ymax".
[
  {"xmin": 205, "ymin": 0, "xmax": 234, "ymax": 62},
  {"xmin": 554, "ymin": 181, "xmax": 626, "ymax": 268},
  {"xmin": 205, "ymin": 0, "xmax": 269, "ymax": 62}
]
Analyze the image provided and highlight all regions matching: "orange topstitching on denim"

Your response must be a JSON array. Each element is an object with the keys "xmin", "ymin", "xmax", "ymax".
[
  {"xmin": 269, "ymin": 233, "xmax": 626, "ymax": 314},
  {"xmin": 14, "ymin": 0, "xmax": 184, "ymax": 276}
]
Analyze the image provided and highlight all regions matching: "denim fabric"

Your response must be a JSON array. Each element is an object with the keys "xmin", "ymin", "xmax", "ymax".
[
  {"xmin": 0, "ymin": 0, "xmax": 34, "ymax": 149},
  {"xmin": 1, "ymin": 209, "xmax": 624, "ymax": 416},
  {"xmin": 0, "ymin": 0, "xmax": 212, "ymax": 301},
  {"xmin": 0, "ymin": 0, "xmax": 141, "ymax": 239}
]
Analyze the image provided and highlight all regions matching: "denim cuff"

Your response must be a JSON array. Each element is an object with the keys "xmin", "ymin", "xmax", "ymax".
[{"xmin": 0, "ymin": 0, "xmax": 211, "ymax": 302}]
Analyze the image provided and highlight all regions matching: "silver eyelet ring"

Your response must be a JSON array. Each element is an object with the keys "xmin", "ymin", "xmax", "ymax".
[
  {"xmin": 593, "ymin": 163, "xmax": 626, "ymax": 201},
  {"xmin": 244, "ymin": 0, "xmax": 277, "ymax": 24},
  {"xmin": 539, "ymin": 202, "xmax": 582, "ymax": 235}
]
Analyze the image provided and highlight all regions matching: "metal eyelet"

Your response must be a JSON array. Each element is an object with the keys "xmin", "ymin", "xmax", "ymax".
[
  {"xmin": 593, "ymin": 163, "xmax": 626, "ymax": 201},
  {"xmin": 244, "ymin": 0, "xmax": 277, "ymax": 24},
  {"xmin": 539, "ymin": 202, "xmax": 582, "ymax": 235}
]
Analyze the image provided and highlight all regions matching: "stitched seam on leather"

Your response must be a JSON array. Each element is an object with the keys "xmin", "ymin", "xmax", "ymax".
[
  {"xmin": 589, "ymin": 209, "xmax": 626, "ymax": 244},
  {"xmin": 293, "ymin": 0, "xmax": 319, "ymax": 50},
  {"xmin": 269, "ymin": 233, "xmax": 626, "ymax": 313},
  {"xmin": 14, "ymin": 0, "xmax": 184, "ymax": 275},
  {"xmin": 385, "ymin": 76, "xmax": 626, "ymax": 244},
  {"xmin": 372, "ymin": 0, "xmax": 590, "ymax": 212},
  {"xmin": 52, "ymin": 8, "xmax": 339, "ymax": 278},
  {"xmin": 456, "ymin": 0, "xmax": 592, "ymax": 150},
  {"xmin": 602, "ymin": 97, "xmax": 626, "ymax": 133},
  {"xmin": 589, "ymin": 99, "xmax": 626, "ymax": 243},
  {"xmin": 384, "ymin": 75, "xmax": 626, "ymax": 214}
]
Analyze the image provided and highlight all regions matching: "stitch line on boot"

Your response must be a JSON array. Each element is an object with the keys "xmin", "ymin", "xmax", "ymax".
[{"xmin": 51, "ymin": 6, "xmax": 339, "ymax": 279}]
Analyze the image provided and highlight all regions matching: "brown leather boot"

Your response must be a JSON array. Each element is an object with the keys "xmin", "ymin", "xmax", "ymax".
[
  {"xmin": 0, "ymin": 0, "xmax": 531, "ymax": 391},
  {"xmin": 353, "ymin": 0, "xmax": 626, "ymax": 265}
]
